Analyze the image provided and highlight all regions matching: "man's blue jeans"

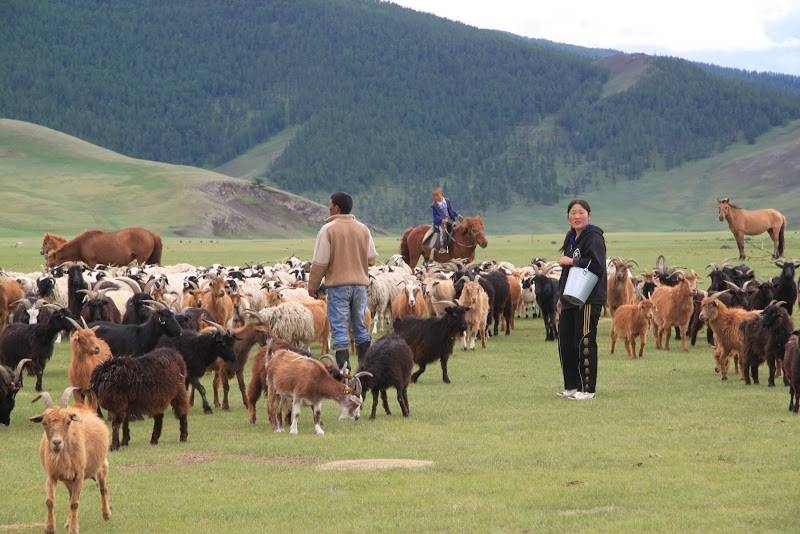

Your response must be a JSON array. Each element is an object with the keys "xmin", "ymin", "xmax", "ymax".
[{"xmin": 326, "ymin": 285, "xmax": 370, "ymax": 351}]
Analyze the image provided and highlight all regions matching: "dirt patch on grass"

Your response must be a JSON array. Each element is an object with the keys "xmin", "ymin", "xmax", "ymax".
[
  {"xmin": 0, "ymin": 523, "xmax": 44, "ymax": 531},
  {"xmin": 318, "ymin": 459, "xmax": 433, "ymax": 471},
  {"xmin": 117, "ymin": 451, "xmax": 313, "ymax": 471}
]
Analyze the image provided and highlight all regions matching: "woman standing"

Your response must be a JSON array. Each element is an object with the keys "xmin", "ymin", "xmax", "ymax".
[{"xmin": 556, "ymin": 199, "xmax": 607, "ymax": 400}]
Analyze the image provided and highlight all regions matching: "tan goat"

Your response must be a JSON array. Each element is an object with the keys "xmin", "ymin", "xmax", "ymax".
[
  {"xmin": 391, "ymin": 280, "xmax": 426, "ymax": 322},
  {"xmin": 300, "ymin": 298, "xmax": 331, "ymax": 354},
  {"xmin": 650, "ymin": 272, "xmax": 697, "ymax": 352},
  {"xmin": 610, "ymin": 300, "xmax": 656, "ymax": 359},
  {"xmin": 201, "ymin": 276, "xmax": 234, "ymax": 329},
  {"xmin": 30, "ymin": 387, "xmax": 111, "ymax": 534},
  {"xmin": 458, "ymin": 280, "xmax": 489, "ymax": 350},
  {"xmin": 67, "ymin": 317, "xmax": 112, "ymax": 406},
  {"xmin": 606, "ymin": 257, "xmax": 637, "ymax": 316},
  {"xmin": 698, "ymin": 294, "xmax": 760, "ymax": 380}
]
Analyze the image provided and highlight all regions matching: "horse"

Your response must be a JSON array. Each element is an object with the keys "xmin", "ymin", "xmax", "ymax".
[
  {"xmin": 717, "ymin": 197, "xmax": 785, "ymax": 260},
  {"xmin": 400, "ymin": 215, "xmax": 488, "ymax": 268},
  {"xmin": 42, "ymin": 227, "xmax": 164, "ymax": 268}
]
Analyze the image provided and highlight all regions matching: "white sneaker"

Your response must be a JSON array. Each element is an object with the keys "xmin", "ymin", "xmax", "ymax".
[
  {"xmin": 568, "ymin": 391, "xmax": 596, "ymax": 400},
  {"xmin": 556, "ymin": 389, "xmax": 578, "ymax": 398}
]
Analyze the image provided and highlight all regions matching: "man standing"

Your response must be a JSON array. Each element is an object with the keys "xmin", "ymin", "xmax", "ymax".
[{"xmin": 308, "ymin": 192, "xmax": 377, "ymax": 370}]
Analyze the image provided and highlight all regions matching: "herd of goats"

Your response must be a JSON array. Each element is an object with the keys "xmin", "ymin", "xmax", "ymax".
[{"xmin": 1, "ymin": 230, "xmax": 800, "ymax": 532}]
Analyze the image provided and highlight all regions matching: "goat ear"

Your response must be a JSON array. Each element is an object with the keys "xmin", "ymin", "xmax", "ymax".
[
  {"xmin": 69, "ymin": 413, "xmax": 81, "ymax": 422},
  {"xmin": 29, "ymin": 415, "xmax": 43, "ymax": 423}
]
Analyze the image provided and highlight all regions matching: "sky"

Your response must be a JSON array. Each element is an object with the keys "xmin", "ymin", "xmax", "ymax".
[{"xmin": 388, "ymin": 0, "xmax": 800, "ymax": 76}]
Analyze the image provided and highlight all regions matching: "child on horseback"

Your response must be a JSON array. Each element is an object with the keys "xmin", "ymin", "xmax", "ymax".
[{"xmin": 431, "ymin": 186, "xmax": 461, "ymax": 254}]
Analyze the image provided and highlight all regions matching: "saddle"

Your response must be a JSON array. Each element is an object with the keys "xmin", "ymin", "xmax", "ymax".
[{"xmin": 422, "ymin": 226, "xmax": 436, "ymax": 248}]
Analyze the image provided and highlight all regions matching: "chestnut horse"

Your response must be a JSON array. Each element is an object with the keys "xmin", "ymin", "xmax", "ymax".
[
  {"xmin": 42, "ymin": 227, "xmax": 163, "ymax": 268},
  {"xmin": 400, "ymin": 215, "xmax": 488, "ymax": 268},
  {"xmin": 717, "ymin": 198, "xmax": 785, "ymax": 260}
]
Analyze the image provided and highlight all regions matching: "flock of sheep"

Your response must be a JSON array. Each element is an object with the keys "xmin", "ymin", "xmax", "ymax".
[{"xmin": 2, "ymin": 247, "xmax": 800, "ymax": 531}]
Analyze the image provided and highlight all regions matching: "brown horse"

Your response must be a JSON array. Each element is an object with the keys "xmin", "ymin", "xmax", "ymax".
[
  {"xmin": 717, "ymin": 198, "xmax": 785, "ymax": 260},
  {"xmin": 400, "ymin": 215, "xmax": 488, "ymax": 267},
  {"xmin": 42, "ymin": 227, "xmax": 163, "ymax": 268}
]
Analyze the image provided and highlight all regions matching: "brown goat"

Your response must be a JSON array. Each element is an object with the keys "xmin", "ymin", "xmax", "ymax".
[
  {"xmin": 391, "ymin": 280, "xmax": 427, "ymax": 321},
  {"xmin": 300, "ymin": 298, "xmax": 331, "ymax": 354},
  {"xmin": 650, "ymin": 272, "xmax": 697, "ymax": 352},
  {"xmin": 698, "ymin": 294, "xmax": 760, "ymax": 380},
  {"xmin": 201, "ymin": 276, "xmax": 234, "ymax": 329},
  {"xmin": 30, "ymin": 387, "xmax": 111, "ymax": 534},
  {"xmin": 783, "ymin": 332, "xmax": 800, "ymax": 412},
  {"xmin": 211, "ymin": 321, "xmax": 271, "ymax": 410},
  {"xmin": 610, "ymin": 300, "xmax": 656, "ymax": 359},
  {"xmin": 0, "ymin": 278, "xmax": 24, "ymax": 334},
  {"xmin": 67, "ymin": 318, "xmax": 112, "ymax": 406},
  {"xmin": 606, "ymin": 257, "xmax": 637, "ymax": 316}
]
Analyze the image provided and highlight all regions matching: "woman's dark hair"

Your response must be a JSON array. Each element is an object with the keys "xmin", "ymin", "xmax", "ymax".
[{"xmin": 560, "ymin": 199, "xmax": 592, "ymax": 253}]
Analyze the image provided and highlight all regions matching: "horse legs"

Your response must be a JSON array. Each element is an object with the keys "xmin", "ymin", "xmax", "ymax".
[{"xmin": 734, "ymin": 231, "xmax": 746, "ymax": 260}]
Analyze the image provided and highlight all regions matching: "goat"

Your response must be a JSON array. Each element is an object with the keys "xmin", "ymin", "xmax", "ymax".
[
  {"xmin": 532, "ymin": 263, "xmax": 560, "ymax": 341},
  {"xmin": 201, "ymin": 276, "xmax": 234, "ymax": 329},
  {"xmin": 0, "ymin": 358, "xmax": 31, "ymax": 425},
  {"xmin": 772, "ymin": 260, "xmax": 800, "ymax": 316},
  {"xmin": 92, "ymin": 300, "xmax": 182, "ymax": 356},
  {"xmin": 211, "ymin": 321, "xmax": 271, "ymax": 410},
  {"xmin": 739, "ymin": 301, "xmax": 794, "ymax": 386},
  {"xmin": 266, "ymin": 348, "xmax": 366, "ymax": 435},
  {"xmin": 66, "ymin": 317, "xmax": 112, "ymax": 406},
  {"xmin": 699, "ymin": 294, "xmax": 760, "ymax": 380},
  {"xmin": 0, "ymin": 306, "xmax": 76, "ymax": 391},
  {"xmin": 356, "ymin": 333, "xmax": 413, "ymax": 419},
  {"xmin": 390, "ymin": 280, "xmax": 427, "ymax": 321},
  {"xmin": 300, "ymin": 298, "xmax": 331, "ymax": 354},
  {"xmin": 30, "ymin": 387, "xmax": 111, "ymax": 533},
  {"xmin": 0, "ymin": 278, "xmax": 24, "ymax": 333},
  {"xmin": 393, "ymin": 303, "xmax": 468, "ymax": 383},
  {"xmin": 610, "ymin": 300, "xmax": 656, "ymax": 359},
  {"xmin": 156, "ymin": 324, "xmax": 237, "ymax": 414},
  {"xmin": 458, "ymin": 280, "xmax": 489, "ymax": 350},
  {"xmin": 606, "ymin": 257, "xmax": 637, "ymax": 316},
  {"xmin": 783, "ymin": 331, "xmax": 800, "ymax": 413},
  {"xmin": 90, "ymin": 347, "xmax": 190, "ymax": 450},
  {"xmin": 650, "ymin": 272, "xmax": 697, "ymax": 352}
]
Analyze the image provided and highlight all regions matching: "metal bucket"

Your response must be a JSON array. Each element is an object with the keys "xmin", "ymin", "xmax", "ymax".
[{"xmin": 562, "ymin": 262, "xmax": 599, "ymax": 306}]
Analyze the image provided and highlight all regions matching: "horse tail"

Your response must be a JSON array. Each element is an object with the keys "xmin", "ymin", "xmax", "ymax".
[
  {"xmin": 778, "ymin": 219, "xmax": 785, "ymax": 258},
  {"xmin": 148, "ymin": 233, "xmax": 164, "ymax": 265},
  {"xmin": 400, "ymin": 228, "xmax": 412, "ymax": 265}
]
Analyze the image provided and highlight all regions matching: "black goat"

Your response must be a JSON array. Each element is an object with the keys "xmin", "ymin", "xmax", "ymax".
[
  {"xmin": 740, "ymin": 301, "xmax": 794, "ymax": 386},
  {"xmin": 356, "ymin": 334, "xmax": 413, "ymax": 419},
  {"xmin": 81, "ymin": 294, "xmax": 122, "ymax": 324},
  {"xmin": 533, "ymin": 272, "xmax": 559, "ymax": 341},
  {"xmin": 479, "ymin": 270, "xmax": 512, "ymax": 336},
  {"xmin": 0, "ymin": 359, "xmax": 31, "ymax": 425},
  {"xmin": 156, "ymin": 326, "xmax": 237, "ymax": 414},
  {"xmin": 0, "ymin": 307, "xmax": 75, "ymax": 391},
  {"xmin": 66, "ymin": 265, "xmax": 88, "ymax": 318},
  {"xmin": 122, "ymin": 292, "xmax": 153, "ymax": 324},
  {"xmin": 90, "ymin": 348, "xmax": 189, "ymax": 450},
  {"xmin": 393, "ymin": 304, "xmax": 468, "ymax": 383},
  {"xmin": 783, "ymin": 331, "xmax": 800, "ymax": 413},
  {"xmin": 92, "ymin": 303, "xmax": 182, "ymax": 356},
  {"xmin": 772, "ymin": 260, "xmax": 800, "ymax": 316}
]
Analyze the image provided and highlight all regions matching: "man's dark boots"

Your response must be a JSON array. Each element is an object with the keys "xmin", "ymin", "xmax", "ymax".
[
  {"xmin": 334, "ymin": 348, "xmax": 350, "ymax": 371},
  {"xmin": 356, "ymin": 341, "xmax": 371, "ymax": 365}
]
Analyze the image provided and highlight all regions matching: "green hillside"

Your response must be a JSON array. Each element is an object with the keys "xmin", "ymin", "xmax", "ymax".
[{"xmin": 0, "ymin": 119, "xmax": 326, "ymax": 238}]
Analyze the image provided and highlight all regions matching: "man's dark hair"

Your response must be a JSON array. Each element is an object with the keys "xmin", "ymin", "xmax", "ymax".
[{"xmin": 331, "ymin": 192, "xmax": 353, "ymax": 214}]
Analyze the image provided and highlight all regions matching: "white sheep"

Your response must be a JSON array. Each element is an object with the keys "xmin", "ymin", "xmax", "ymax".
[{"xmin": 257, "ymin": 301, "xmax": 316, "ymax": 350}]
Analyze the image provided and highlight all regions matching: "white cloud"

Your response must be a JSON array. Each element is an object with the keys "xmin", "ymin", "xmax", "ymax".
[{"xmin": 388, "ymin": 0, "xmax": 800, "ymax": 74}]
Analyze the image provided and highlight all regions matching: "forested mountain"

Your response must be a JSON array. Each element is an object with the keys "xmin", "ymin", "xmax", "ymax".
[{"xmin": 2, "ymin": 0, "xmax": 800, "ymax": 228}]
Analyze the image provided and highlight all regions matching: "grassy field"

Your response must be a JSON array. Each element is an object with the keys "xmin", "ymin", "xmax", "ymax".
[{"xmin": 1, "ymin": 233, "xmax": 799, "ymax": 533}]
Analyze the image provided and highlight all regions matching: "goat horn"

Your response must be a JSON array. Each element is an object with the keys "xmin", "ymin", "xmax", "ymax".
[
  {"xmin": 318, "ymin": 354, "xmax": 336, "ymax": 367},
  {"xmin": 142, "ymin": 299, "xmax": 167, "ymax": 310},
  {"xmin": 723, "ymin": 281, "xmax": 742, "ymax": 291},
  {"xmin": 203, "ymin": 318, "xmax": 227, "ymax": 334},
  {"xmin": 81, "ymin": 316, "xmax": 89, "ymax": 328},
  {"xmin": 32, "ymin": 392, "xmax": 54, "ymax": 408},
  {"xmin": 0, "ymin": 365, "xmax": 12, "ymax": 385},
  {"xmin": 41, "ymin": 303, "xmax": 64, "ymax": 310},
  {"xmin": 14, "ymin": 358, "xmax": 32, "ymax": 382},
  {"xmin": 64, "ymin": 316, "xmax": 83, "ymax": 331},
  {"xmin": 61, "ymin": 386, "xmax": 78, "ymax": 407},
  {"xmin": 10, "ymin": 298, "xmax": 30, "ymax": 309}
]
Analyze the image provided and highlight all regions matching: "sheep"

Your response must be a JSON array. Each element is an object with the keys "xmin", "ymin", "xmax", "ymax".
[
  {"xmin": 156, "ymin": 324, "xmax": 237, "ymax": 414},
  {"xmin": 390, "ymin": 280, "xmax": 427, "ymax": 321},
  {"xmin": 66, "ymin": 317, "xmax": 112, "ymax": 406},
  {"xmin": 422, "ymin": 276, "xmax": 456, "ymax": 318},
  {"xmin": 90, "ymin": 347, "xmax": 190, "ymax": 450},
  {"xmin": 606, "ymin": 257, "xmax": 637, "ymax": 316},
  {"xmin": 367, "ymin": 271, "xmax": 407, "ymax": 333},
  {"xmin": 699, "ymin": 294, "xmax": 761, "ymax": 380},
  {"xmin": 91, "ymin": 301, "xmax": 182, "ymax": 357},
  {"xmin": 0, "ymin": 358, "xmax": 31, "ymax": 426},
  {"xmin": 610, "ymin": 300, "xmax": 656, "ymax": 359},
  {"xmin": 29, "ymin": 387, "xmax": 111, "ymax": 533},
  {"xmin": 0, "ymin": 306, "xmax": 76, "ymax": 392},
  {"xmin": 458, "ymin": 280, "xmax": 489, "ymax": 350},
  {"xmin": 355, "ymin": 334, "xmax": 413, "ymax": 419},
  {"xmin": 266, "ymin": 347, "xmax": 366, "ymax": 435},
  {"xmin": 393, "ymin": 303, "xmax": 468, "ymax": 383},
  {"xmin": 257, "ymin": 301, "xmax": 316, "ymax": 350},
  {"xmin": 783, "ymin": 331, "xmax": 800, "ymax": 413},
  {"xmin": 650, "ymin": 272, "xmax": 698, "ymax": 352},
  {"xmin": 210, "ymin": 321, "xmax": 271, "ymax": 410},
  {"xmin": 739, "ymin": 301, "xmax": 794, "ymax": 386}
]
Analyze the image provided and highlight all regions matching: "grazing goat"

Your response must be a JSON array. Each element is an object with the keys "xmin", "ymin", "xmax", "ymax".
[
  {"xmin": 783, "ymin": 331, "xmax": 800, "ymax": 413},
  {"xmin": 266, "ymin": 348, "xmax": 365, "ymax": 435},
  {"xmin": 356, "ymin": 334, "xmax": 413, "ymax": 419},
  {"xmin": 650, "ymin": 272, "xmax": 697, "ymax": 352},
  {"xmin": 610, "ymin": 300, "xmax": 656, "ymax": 359},
  {"xmin": 66, "ymin": 317, "xmax": 112, "ymax": 406},
  {"xmin": 739, "ymin": 301, "xmax": 794, "ymax": 386},
  {"xmin": 393, "ymin": 304, "xmax": 468, "ymax": 383},
  {"xmin": 90, "ymin": 347, "xmax": 189, "ymax": 450},
  {"xmin": 0, "ymin": 359, "xmax": 31, "ymax": 425},
  {"xmin": 699, "ymin": 294, "xmax": 760, "ymax": 380},
  {"xmin": 30, "ymin": 387, "xmax": 111, "ymax": 534},
  {"xmin": 92, "ymin": 301, "xmax": 182, "ymax": 356},
  {"xmin": 458, "ymin": 280, "xmax": 489, "ymax": 350},
  {"xmin": 0, "ymin": 306, "xmax": 75, "ymax": 391},
  {"xmin": 156, "ymin": 325, "xmax": 237, "ymax": 414}
]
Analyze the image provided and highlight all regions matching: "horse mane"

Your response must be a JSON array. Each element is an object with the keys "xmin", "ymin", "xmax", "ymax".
[{"xmin": 720, "ymin": 198, "xmax": 741, "ymax": 209}]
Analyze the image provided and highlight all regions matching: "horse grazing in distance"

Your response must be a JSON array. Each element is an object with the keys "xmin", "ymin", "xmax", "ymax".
[
  {"xmin": 42, "ymin": 227, "xmax": 163, "ymax": 267},
  {"xmin": 400, "ymin": 215, "xmax": 488, "ymax": 268},
  {"xmin": 717, "ymin": 198, "xmax": 785, "ymax": 260}
]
